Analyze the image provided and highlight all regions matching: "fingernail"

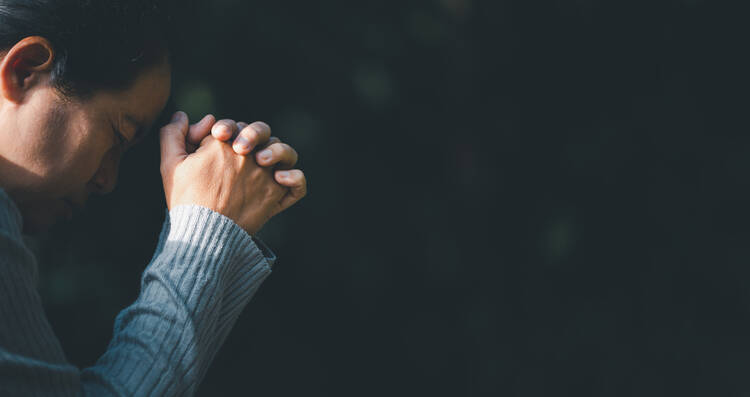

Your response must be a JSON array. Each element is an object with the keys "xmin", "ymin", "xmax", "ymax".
[
  {"xmin": 234, "ymin": 136, "xmax": 249, "ymax": 151},
  {"xmin": 171, "ymin": 111, "xmax": 184, "ymax": 122},
  {"xmin": 278, "ymin": 171, "xmax": 290, "ymax": 178},
  {"xmin": 259, "ymin": 149, "xmax": 272, "ymax": 162}
]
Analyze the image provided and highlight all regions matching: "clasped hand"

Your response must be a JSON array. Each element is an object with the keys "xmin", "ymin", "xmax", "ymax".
[{"xmin": 160, "ymin": 111, "xmax": 307, "ymax": 235}]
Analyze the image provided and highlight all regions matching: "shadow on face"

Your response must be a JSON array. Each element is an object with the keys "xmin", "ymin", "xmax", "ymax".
[{"xmin": 0, "ymin": 43, "xmax": 172, "ymax": 234}]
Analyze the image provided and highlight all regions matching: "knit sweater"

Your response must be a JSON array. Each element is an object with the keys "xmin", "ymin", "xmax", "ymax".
[{"xmin": 0, "ymin": 188, "xmax": 276, "ymax": 396}]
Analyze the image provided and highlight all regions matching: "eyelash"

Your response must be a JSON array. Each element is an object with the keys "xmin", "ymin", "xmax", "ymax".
[{"xmin": 113, "ymin": 129, "xmax": 128, "ymax": 148}]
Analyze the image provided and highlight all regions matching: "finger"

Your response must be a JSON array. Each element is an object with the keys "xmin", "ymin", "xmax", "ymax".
[
  {"xmin": 237, "ymin": 121, "xmax": 249, "ymax": 130},
  {"xmin": 256, "ymin": 142, "xmax": 298, "ymax": 169},
  {"xmin": 186, "ymin": 114, "xmax": 216, "ymax": 147},
  {"xmin": 273, "ymin": 169, "xmax": 307, "ymax": 213},
  {"xmin": 159, "ymin": 111, "xmax": 190, "ymax": 169},
  {"xmin": 232, "ymin": 122, "xmax": 272, "ymax": 155},
  {"xmin": 248, "ymin": 136, "xmax": 281, "ymax": 157},
  {"xmin": 211, "ymin": 119, "xmax": 240, "ymax": 141},
  {"xmin": 258, "ymin": 136, "xmax": 282, "ymax": 148}
]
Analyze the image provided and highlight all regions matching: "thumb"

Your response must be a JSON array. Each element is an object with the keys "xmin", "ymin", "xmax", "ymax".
[
  {"xmin": 159, "ymin": 111, "xmax": 190, "ymax": 170},
  {"xmin": 187, "ymin": 114, "xmax": 216, "ymax": 147},
  {"xmin": 185, "ymin": 114, "xmax": 216, "ymax": 153}
]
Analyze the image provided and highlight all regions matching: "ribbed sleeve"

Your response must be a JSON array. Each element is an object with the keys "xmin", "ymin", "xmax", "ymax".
[{"xmin": 0, "ymin": 188, "xmax": 276, "ymax": 396}]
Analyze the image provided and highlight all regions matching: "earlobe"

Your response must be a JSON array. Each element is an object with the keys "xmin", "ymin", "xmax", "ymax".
[{"xmin": 0, "ymin": 36, "xmax": 55, "ymax": 104}]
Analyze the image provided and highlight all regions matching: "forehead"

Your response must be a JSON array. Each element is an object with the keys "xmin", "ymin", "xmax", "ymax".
[
  {"xmin": 125, "ymin": 60, "xmax": 171, "ymax": 113},
  {"xmin": 98, "ymin": 59, "xmax": 172, "ymax": 125}
]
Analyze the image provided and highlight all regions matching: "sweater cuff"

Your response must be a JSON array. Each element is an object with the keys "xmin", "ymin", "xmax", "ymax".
[
  {"xmin": 155, "ymin": 206, "xmax": 277, "ymax": 268},
  {"xmin": 166, "ymin": 205, "xmax": 275, "ymax": 276}
]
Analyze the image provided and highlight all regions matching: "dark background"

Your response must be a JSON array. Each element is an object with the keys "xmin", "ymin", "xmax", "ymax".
[{"xmin": 31, "ymin": 0, "xmax": 750, "ymax": 395}]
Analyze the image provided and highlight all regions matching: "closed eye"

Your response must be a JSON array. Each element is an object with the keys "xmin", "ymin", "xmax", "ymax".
[{"xmin": 111, "ymin": 125, "xmax": 128, "ymax": 149}]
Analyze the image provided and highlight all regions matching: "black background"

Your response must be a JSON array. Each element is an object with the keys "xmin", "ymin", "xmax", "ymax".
[{"xmin": 34, "ymin": 1, "xmax": 750, "ymax": 395}]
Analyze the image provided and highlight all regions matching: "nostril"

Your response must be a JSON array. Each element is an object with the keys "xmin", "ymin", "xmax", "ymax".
[
  {"xmin": 90, "ymin": 150, "xmax": 122, "ymax": 194},
  {"xmin": 90, "ymin": 170, "xmax": 116, "ymax": 194}
]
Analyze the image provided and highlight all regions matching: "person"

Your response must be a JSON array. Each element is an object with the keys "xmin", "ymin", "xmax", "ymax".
[{"xmin": 0, "ymin": 1, "xmax": 307, "ymax": 395}]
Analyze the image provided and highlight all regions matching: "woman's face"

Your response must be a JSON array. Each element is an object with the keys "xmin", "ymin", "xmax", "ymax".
[{"xmin": 0, "ymin": 58, "xmax": 171, "ymax": 233}]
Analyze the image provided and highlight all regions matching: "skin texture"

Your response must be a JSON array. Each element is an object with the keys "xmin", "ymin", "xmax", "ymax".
[
  {"xmin": 161, "ymin": 112, "xmax": 306, "ymax": 235},
  {"xmin": 0, "ymin": 36, "xmax": 307, "ymax": 235}
]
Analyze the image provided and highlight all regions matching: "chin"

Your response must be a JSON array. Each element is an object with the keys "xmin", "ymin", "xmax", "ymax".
[
  {"xmin": 22, "ymin": 212, "xmax": 62, "ymax": 235},
  {"xmin": 19, "ymin": 201, "xmax": 69, "ymax": 235}
]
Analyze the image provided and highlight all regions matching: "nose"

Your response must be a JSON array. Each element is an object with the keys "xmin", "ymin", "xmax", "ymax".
[{"xmin": 89, "ymin": 148, "xmax": 121, "ymax": 195}]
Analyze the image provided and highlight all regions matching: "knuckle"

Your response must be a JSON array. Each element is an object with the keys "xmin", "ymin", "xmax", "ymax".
[
  {"xmin": 211, "ymin": 124, "xmax": 225, "ymax": 135},
  {"xmin": 241, "ymin": 126, "xmax": 259, "ymax": 142},
  {"xmin": 213, "ymin": 120, "xmax": 235, "ymax": 134},
  {"xmin": 287, "ymin": 144, "xmax": 299, "ymax": 158},
  {"xmin": 250, "ymin": 121, "xmax": 271, "ymax": 135},
  {"xmin": 279, "ymin": 143, "xmax": 297, "ymax": 160}
]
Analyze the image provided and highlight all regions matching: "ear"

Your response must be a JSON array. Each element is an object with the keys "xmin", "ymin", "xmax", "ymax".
[{"xmin": 0, "ymin": 36, "xmax": 55, "ymax": 104}]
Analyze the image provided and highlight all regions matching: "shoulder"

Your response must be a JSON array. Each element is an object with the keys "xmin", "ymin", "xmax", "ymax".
[
  {"xmin": 0, "ymin": 188, "xmax": 24, "ymax": 241},
  {"xmin": 0, "ymin": 187, "xmax": 38, "ymax": 284}
]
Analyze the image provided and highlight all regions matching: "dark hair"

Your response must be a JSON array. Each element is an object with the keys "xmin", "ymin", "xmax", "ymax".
[{"xmin": 0, "ymin": 0, "xmax": 183, "ymax": 98}]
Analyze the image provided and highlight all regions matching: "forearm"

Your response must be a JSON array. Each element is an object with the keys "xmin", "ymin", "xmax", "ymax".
[
  {"xmin": 81, "ymin": 205, "xmax": 274, "ymax": 396},
  {"xmin": 0, "ymin": 194, "xmax": 275, "ymax": 396}
]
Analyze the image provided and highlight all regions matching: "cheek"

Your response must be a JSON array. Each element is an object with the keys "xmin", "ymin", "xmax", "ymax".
[
  {"xmin": 67, "ymin": 131, "xmax": 113, "ymax": 184},
  {"xmin": 36, "ymin": 112, "xmax": 111, "ymax": 192}
]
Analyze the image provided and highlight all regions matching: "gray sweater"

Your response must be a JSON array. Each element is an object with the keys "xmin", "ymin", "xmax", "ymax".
[{"xmin": 0, "ymin": 188, "xmax": 276, "ymax": 396}]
